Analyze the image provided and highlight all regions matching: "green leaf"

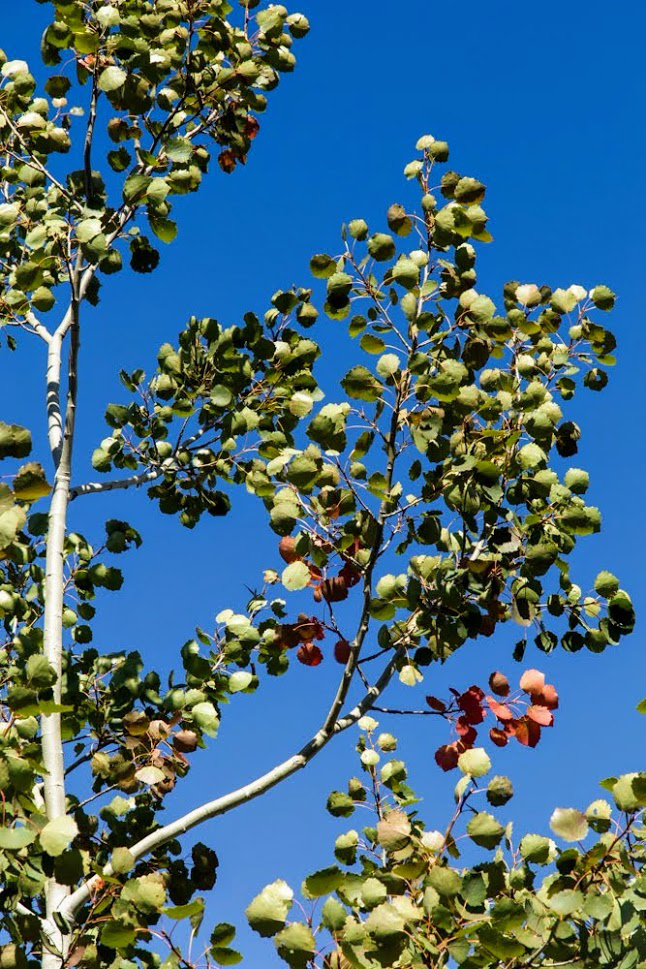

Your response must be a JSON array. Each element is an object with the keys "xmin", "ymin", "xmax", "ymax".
[
  {"xmin": 466, "ymin": 812, "xmax": 505, "ymax": 849},
  {"xmin": 40, "ymin": 816, "xmax": 79, "ymax": 857},
  {"xmin": 26, "ymin": 654, "xmax": 57, "ymax": 688},
  {"xmin": 549, "ymin": 807, "xmax": 589, "ymax": 842},
  {"xmin": 458, "ymin": 747, "xmax": 491, "ymax": 778},
  {"xmin": 636, "ymin": 698, "xmax": 646, "ymax": 715},
  {"xmin": 341, "ymin": 365, "xmax": 382, "ymax": 402},
  {"xmin": 121, "ymin": 874, "xmax": 166, "ymax": 912},
  {"xmin": 149, "ymin": 216, "xmax": 178, "ymax": 245},
  {"xmin": 229, "ymin": 671, "xmax": 254, "ymax": 693},
  {"xmin": 246, "ymin": 880, "xmax": 294, "ymax": 937},
  {"xmin": 0, "ymin": 423, "xmax": 31, "ymax": 459},
  {"xmin": 135, "ymin": 765, "xmax": 166, "ymax": 785},
  {"xmin": 359, "ymin": 333, "xmax": 385, "ymax": 354},
  {"xmin": 367, "ymin": 233, "xmax": 396, "ymax": 261},
  {"xmin": 163, "ymin": 900, "xmax": 205, "ymax": 921},
  {"xmin": 210, "ymin": 949, "xmax": 243, "ymax": 966},
  {"xmin": 191, "ymin": 701, "xmax": 220, "ymax": 738},
  {"xmin": 612, "ymin": 773, "xmax": 646, "ymax": 812},
  {"xmin": 326, "ymin": 792, "xmax": 355, "ymax": 818},
  {"xmin": 310, "ymin": 254, "xmax": 336, "ymax": 279},
  {"xmin": 376, "ymin": 353, "xmax": 401, "ymax": 376},
  {"xmin": 590, "ymin": 285, "xmax": 615, "ymax": 310},
  {"xmin": 0, "ymin": 825, "xmax": 36, "ymax": 850},
  {"xmin": 281, "ymin": 561, "xmax": 311, "ymax": 591},
  {"xmin": 302, "ymin": 866, "xmax": 343, "ymax": 898},
  {"xmin": 376, "ymin": 811, "xmax": 411, "ymax": 851},
  {"xmin": 111, "ymin": 847, "xmax": 135, "ymax": 874},
  {"xmin": 546, "ymin": 888, "xmax": 584, "ymax": 917},
  {"xmin": 98, "ymin": 66, "xmax": 127, "ymax": 92},
  {"xmin": 519, "ymin": 834, "xmax": 553, "ymax": 864},
  {"xmin": 274, "ymin": 923, "xmax": 316, "ymax": 968},
  {"xmin": 427, "ymin": 866, "xmax": 462, "ymax": 897},
  {"xmin": 101, "ymin": 921, "xmax": 136, "ymax": 949},
  {"xmin": 487, "ymin": 776, "xmax": 513, "ymax": 807},
  {"xmin": 594, "ymin": 571, "xmax": 619, "ymax": 597}
]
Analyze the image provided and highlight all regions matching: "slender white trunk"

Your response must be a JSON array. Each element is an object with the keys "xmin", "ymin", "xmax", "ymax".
[{"xmin": 41, "ymin": 303, "xmax": 80, "ymax": 968}]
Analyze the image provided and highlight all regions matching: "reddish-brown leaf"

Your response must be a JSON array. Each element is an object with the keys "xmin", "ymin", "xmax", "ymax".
[
  {"xmin": 217, "ymin": 150, "xmax": 237, "ymax": 173},
  {"xmin": 426, "ymin": 696, "xmax": 447, "ymax": 713},
  {"xmin": 479, "ymin": 615, "xmax": 496, "ymax": 637},
  {"xmin": 278, "ymin": 537, "xmax": 300, "ymax": 564},
  {"xmin": 339, "ymin": 560, "xmax": 362, "ymax": 588},
  {"xmin": 519, "ymin": 669, "xmax": 545, "ymax": 697},
  {"xmin": 488, "ymin": 672, "xmax": 510, "ymax": 697},
  {"xmin": 527, "ymin": 704, "xmax": 554, "ymax": 727},
  {"xmin": 536, "ymin": 683, "xmax": 559, "ymax": 710},
  {"xmin": 276, "ymin": 624, "xmax": 301, "ymax": 650},
  {"xmin": 334, "ymin": 639, "xmax": 352, "ymax": 664},
  {"xmin": 434, "ymin": 743, "xmax": 460, "ymax": 772},
  {"xmin": 455, "ymin": 717, "xmax": 477, "ymax": 747},
  {"xmin": 244, "ymin": 116, "xmax": 260, "ymax": 140},
  {"xmin": 489, "ymin": 727, "xmax": 509, "ymax": 747},
  {"xmin": 295, "ymin": 615, "xmax": 325, "ymax": 641},
  {"xmin": 321, "ymin": 576, "xmax": 348, "ymax": 603},
  {"xmin": 297, "ymin": 643, "xmax": 323, "ymax": 667},
  {"xmin": 173, "ymin": 730, "xmax": 199, "ymax": 754},
  {"xmin": 513, "ymin": 717, "xmax": 541, "ymax": 748},
  {"xmin": 486, "ymin": 697, "xmax": 514, "ymax": 721},
  {"xmin": 458, "ymin": 687, "xmax": 486, "ymax": 724}
]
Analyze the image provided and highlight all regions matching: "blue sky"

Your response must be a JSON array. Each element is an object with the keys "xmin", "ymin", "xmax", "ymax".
[{"xmin": 2, "ymin": 1, "xmax": 645, "ymax": 964}]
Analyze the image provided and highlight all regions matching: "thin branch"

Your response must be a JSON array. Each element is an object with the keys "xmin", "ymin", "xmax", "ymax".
[
  {"xmin": 372, "ymin": 706, "xmax": 442, "ymax": 716},
  {"xmin": 69, "ymin": 468, "xmax": 162, "ymax": 501},
  {"xmin": 62, "ymin": 648, "xmax": 404, "ymax": 921}
]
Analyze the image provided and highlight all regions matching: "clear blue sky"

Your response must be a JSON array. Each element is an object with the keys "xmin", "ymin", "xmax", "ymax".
[{"xmin": 2, "ymin": 1, "xmax": 645, "ymax": 964}]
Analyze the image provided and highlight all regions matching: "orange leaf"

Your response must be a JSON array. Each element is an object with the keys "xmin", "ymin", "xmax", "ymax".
[
  {"xmin": 519, "ymin": 669, "xmax": 545, "ymax": 696},
  {"xmin": 486, "ymin": 697, "xmax": 514, "ymax": 721},
  {"xmin": 527, "ymin": 704, "xmax": 554, "ymax": 727},
  {"xmin": 278, "ymin": 537, "xmax": 300, "ymax": 564}
]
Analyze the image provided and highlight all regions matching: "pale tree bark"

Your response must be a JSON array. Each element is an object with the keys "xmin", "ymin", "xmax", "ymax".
[{"xmin": 41, "ymin": 292, "xmax": 81, "ymax": 968}]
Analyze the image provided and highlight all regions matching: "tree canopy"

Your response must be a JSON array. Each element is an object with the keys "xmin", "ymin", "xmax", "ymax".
[{"xmin": 0, "ymin": 3, "xmax": 643, "ymax": 969}]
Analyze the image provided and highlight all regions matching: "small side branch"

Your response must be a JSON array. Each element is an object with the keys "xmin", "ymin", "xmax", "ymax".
[
  {"xmin": 69, "ymin": 469, "xmax": 162, "ymax": 501},
  {"xmin": 62, "ymin": 649, "xmax": 403, "ymax": 921}
]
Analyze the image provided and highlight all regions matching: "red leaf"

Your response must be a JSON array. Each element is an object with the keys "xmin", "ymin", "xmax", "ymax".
[
  {"xmin": 519, "ymin": 669, "xmax": 545, "ymax": 696},
  {"xmin": 536, "ymin": 683, "xmax": 559, "ymax": 710},
  {"xmin": 527, "ymin": 704, "xmax": 554, "ymax": 727},
  {"xmin": 513, "ymin": 717, "xmax": 541, "ymax": 748},
  {"xmin": 425, "ymin": 696, "xmax": 447, "ymax": 713},
  {"xmin": 486, "ymin": 697, "xmax": 514, "ymax": 721},
  {"xmin": 434, "ymin": 743, "xmax": 460, "ymax": 771},
  {"xmin": 455, "ymin": 717, "xmax": 477, "ymax": 747},
  {"xmin": 489, "ymin": 727, "xmax": 509, "ymax": 747},
  {"xmin": 334, "ymin": 639, "xmax": 351, "ymax": 664},
  {"xmin": 296, "ymin": 643, "xmax": 323, "ymax": 667},
  {"xmin": 458, "ymin": 687, "xmax": 485, "ymax": 725},
  {"xmin": 278, "ymin": 537, "xmax": 299, "ymax": 564},
  {"xmin": 488, "ymin": 672, "xmax": 510, "ymax": 697}
]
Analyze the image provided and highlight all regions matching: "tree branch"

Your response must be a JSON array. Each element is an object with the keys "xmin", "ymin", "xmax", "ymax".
[
  {"xmin": 62, "ymin": 648, "xmax": 404, "ymax": 922},
  {"xmin": 69, "ymin": 468, "xmax": 162, "ymax": 501}
]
